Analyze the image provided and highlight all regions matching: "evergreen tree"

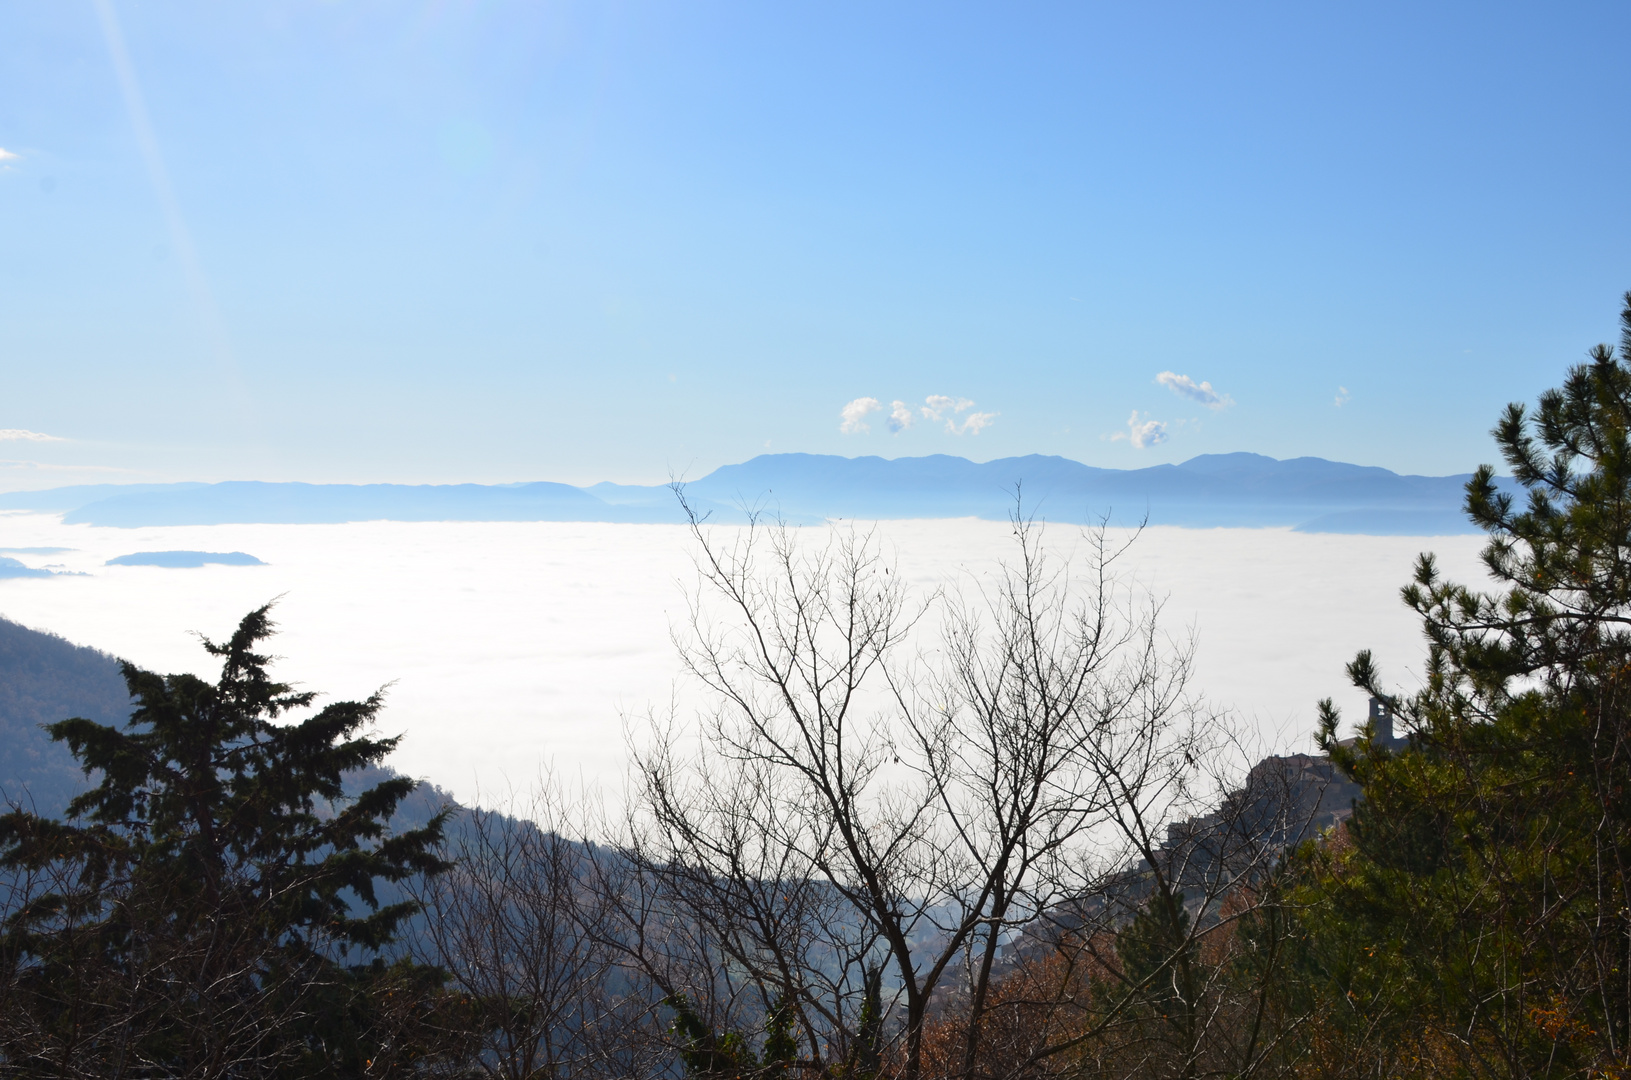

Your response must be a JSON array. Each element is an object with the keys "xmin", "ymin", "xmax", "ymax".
[
  {"xmin": 761, "ymin": 992, "xmax": 799, "ymax": 1075},
  {"xmin": 666, "ymin": 994, "xmax": 760, "ymax": 1079},
  {"xmin": 1292, "ymin": 292, "xmax": 1631, "ymax": 1078},
  {"xmin": 0, "ymin": 605, "xmax": 453, "ymax": 1077},
  {"xmin": 1105, "ymin": 891, "xmax": 1204, "ymax": 1078},
  {"xmin": 851, "ymin": 966, "xmax": 883, "ymax": 1080}
]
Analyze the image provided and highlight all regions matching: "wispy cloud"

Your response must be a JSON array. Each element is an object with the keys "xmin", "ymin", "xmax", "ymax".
[
  {"xmin": 94, "ymin": 0, "xmax": 239, "ymax": 390},
  {"xmin": 0, "ymin": 149, "xmax": 19, "ymax": 164},
  {"xmin": 918, "ymin": 395, "xmax": 995, "ymax": 434},
  {"xmin": 1109, "ymin": 411, "xmax": 1168, "ymax": 449},
  {"xmin": 1334, "ymin": 386, "xmax": 1350, "ymax": 407},
  {"xmin": 0, "ymin": 429, "xmax": 64, "ymax": 442},
  {"xmin": 956, "ymin": 411, "xmax": 997, "ymax": 435},
  {"xmin": 1156, "ymin": 371, "xmax": 1233, "ymax": 409},
  {"xmin": 839, "ymin": 397, "xmax": 883, "ymax": 434},
  {"xmin": 921, "ymin": 395, "xmax": 975, "ymax": 422},
  {"xmin": 842, "ymin": 394, "xmax": 995, "ymax": 435},
  {"xmin": 0, "ymin": 461, "xmax": 135, "ymax": 474},
  {"xmin": 887, "ymin": 400, "xmax": 914, "ymax": 434},
  {"xmin": 0, "ymin": 460, "xmax": 141, "ymax": 479}
]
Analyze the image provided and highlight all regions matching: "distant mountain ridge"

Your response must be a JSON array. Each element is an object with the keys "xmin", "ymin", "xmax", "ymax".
[
  {"xmin": 0, "ymin": 452, "xmax": 1501, "ymax": 535},
  {"xmin": 675, "ymin": 452, "xmax": 1485, "ymax": 531}
]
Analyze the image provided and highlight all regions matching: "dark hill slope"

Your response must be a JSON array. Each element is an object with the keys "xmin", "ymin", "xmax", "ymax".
[
  {"xmin": 0, "ymin": 618, "xmax": 131, "ymax": 813},
  {"xmin": 0, "ymin": 617, "xmax": 452, "ymax": 830}
]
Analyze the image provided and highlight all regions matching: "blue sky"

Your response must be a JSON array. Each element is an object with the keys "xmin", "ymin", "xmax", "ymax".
[{"xmin": 3, "ymin": 1, "xmax": 1629, "ymax": 487}]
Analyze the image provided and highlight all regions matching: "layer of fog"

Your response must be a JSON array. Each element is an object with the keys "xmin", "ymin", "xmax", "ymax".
[{"xmin": 0, "ymin": 513, "xmax": 1489, "ymax": 812}]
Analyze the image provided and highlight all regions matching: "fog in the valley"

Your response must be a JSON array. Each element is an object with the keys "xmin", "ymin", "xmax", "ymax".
[{"xmin": 0, "ymin": 513, "xmax": 1488, "ymax": 811}]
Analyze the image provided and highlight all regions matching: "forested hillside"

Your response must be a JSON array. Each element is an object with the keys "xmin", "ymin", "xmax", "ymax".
[{"xmin": 0, "ymin": 616, "xmax": 129, "ymax": 814}]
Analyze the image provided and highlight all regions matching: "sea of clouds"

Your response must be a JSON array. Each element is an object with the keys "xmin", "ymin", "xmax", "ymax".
[{"xmin": 0, "ymin": 513, "xmax": 1489, "ymax": 811}]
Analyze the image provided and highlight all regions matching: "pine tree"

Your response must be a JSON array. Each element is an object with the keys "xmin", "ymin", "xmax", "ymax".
[
  {"xmin": 1295, "ymin": 292, "xmax": 1631, "ymax": 1078},
  {"xmin": 0, "ymin": 605, "xmax": 453, "ymax": 1077}
]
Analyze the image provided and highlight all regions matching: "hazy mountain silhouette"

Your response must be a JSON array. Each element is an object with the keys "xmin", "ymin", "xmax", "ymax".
[
  {"xmin": 0, "ymin": 453, "xmax": 1500, "ymax": 534},
  {"xmin": 0, "ymin": 557, "xmax": 57, "ymax": 580},
  {"xmin": 674, "ymin": 452, "xmax": 1489, "ymax": 531},
  {"xmin": 47, "ymin": 481, "xmax": 614, "ymax": 527},
  {"xmin": 106, "ymin": 551, "xmax": 266, "ymax": 568}
]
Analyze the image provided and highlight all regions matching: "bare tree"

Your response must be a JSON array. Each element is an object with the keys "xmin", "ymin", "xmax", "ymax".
[
  {"xmin": 408, "ymin": 788, "xmax": 665, "ymax": 1080},
  {"xmin": 622, "ymin": 498, "xmax": 1298, "ymax": 1080}
]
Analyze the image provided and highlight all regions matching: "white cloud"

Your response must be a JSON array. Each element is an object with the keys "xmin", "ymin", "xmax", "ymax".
[
  {"xmin": 918, "ymin": 395, "xmax": 992, "ymax": 434},
  {"xmin": 0, "ymin": 429, "xmax": 63, "ymax": 442},
  {"xmin": 0, "ymin": 149, "xmax": 18, "ymax": 163},
  {"xmin": 1334, "ymin": 386, "xmax": 1350, "ymax": 407},
  {"xmin": 887, "ymin": 400, "xmax": 914, "ymax": 434},
  {"xmin": 1109, "ymin": 411, "xmax": 1168, "ymax": 449},
  {"xmin": 921, "ymin": 395, "xmax": 975, "ymax": 422},
  {"xmin": 955, "ymin": 411, "xmax": 997, "ymax": 436},
  {"xmin": 840, "ymin": 394, "xmax": 994, "ymax": 436},
  {"xmin": 1156, "ymin": 371, "xmax": 1233, "ymax": 409},
  {"xmin": 839, "ymin": 397, "xmax": 883, "ymax": 435}
]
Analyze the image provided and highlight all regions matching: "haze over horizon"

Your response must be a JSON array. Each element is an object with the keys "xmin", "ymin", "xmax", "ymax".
[
  {"xmin": 0, "ymin": 446, "xmax": 1515, "ymax": 497},
  {"xmin": 0, "ymin": 512, "xmax": 1492, "ymax": 808},
  {"xmin": 4, "ymin": 2, "xmax": 1630, "ymax": 488}
]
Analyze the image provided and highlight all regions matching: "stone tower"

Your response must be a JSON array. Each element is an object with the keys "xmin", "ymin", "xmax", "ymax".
[{"xmin": 1369, "ymin": 695, "xmax": 1398, "ymax": 746}]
